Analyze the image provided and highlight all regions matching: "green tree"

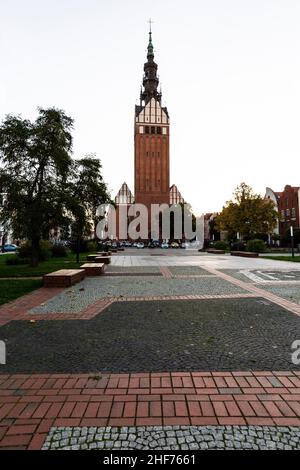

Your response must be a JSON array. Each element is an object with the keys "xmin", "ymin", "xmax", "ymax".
[
  {"xmin": 66, "ymin": 156, "xmax": 111, "ymax": 262},
  {"xmin": 216, "ymin": 183, "xmax": 278, "ymax": 240},
  {"xmin": 0, "ymin": 108, "xmax": 73, "ymax": 266}
]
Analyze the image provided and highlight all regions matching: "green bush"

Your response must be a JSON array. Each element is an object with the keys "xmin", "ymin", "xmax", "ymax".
[
  {"xmin": 231, "ymin": 241, "xmax": 246, "ymax": 251},
  {"xmin": 5, "ymin": 256, "xmax": 29, "ymax": 266},
  {"xmin": 212, "ymin": 241, "xmax": 229, "ymax": 251},
  {"xmin": 86, "ymin": 241, "xmax": 98, "ymax": 252},
  {"xmin": 246, "ymin": 239, "xmax": 267, "ymax": 253},
  {"xmin": 18, "ymin": 240, "xmax": 52, "ymax": 261},
  {"xmin": 51, "ymin": 244, "xmax": 67, "ymax": 258}
]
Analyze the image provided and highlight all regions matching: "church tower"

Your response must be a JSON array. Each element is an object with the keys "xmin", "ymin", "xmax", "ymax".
[{"xmin": 134, "ymin": 28, "xmax": 170, "ymax": 210}]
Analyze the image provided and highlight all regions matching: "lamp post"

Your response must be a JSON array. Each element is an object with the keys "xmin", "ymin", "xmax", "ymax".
[{"xmin": 290, "ymin": 225, "xmax": 295, "ymax": 258}]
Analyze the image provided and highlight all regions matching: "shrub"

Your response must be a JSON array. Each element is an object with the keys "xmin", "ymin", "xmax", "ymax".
[
  {"xmin": 231, "ymin": 241, "xmax": 246, "ymax": 252},
  {"xmin": 18, "ymin": 240, "xmax": 52, "ymax": 261},
  {"xmin": 246, "ymin": 239, "xmax": 267, "ymax": 253},
  {"xmin": 212, "ymin": 241, "xmax": 229, "ymax": 251},
  {"xmin": 51, "ymin": 244, "xmax": 67, "ymax": 258},
  {"xmin": 86, "ymin": 241, "xmax": 98, "ymax": 252},
  {"xmin": 69, "ymin": 239, "xmax": 89, "ymax": 253},
  {"xmin": 5, "ymin": 256, "xmax": 29, "ymax": 266}
]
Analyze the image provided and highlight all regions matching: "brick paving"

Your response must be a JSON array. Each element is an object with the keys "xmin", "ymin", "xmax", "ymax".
[
  {"xmin": 1, "ymin": 255, "xmax": 300, "ymax": 449},
  {"xmin": 0, "ymin": 371, "xmax": 300, "ymax": 449}
]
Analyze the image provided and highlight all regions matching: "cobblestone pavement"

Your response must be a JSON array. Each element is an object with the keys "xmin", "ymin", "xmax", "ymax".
[
  {"xmin": 29, "ymin": 276, "xmax": 246, "ymax": 314},
  {"xmin": 1, "ymin": 298, "xmax": 300, "ymax": 373},
  {"xmin": 42, "ymin": 425, "xmax": 300, "ymax": 450},
  {"xmin": 1, "ymin": 252, "xmax": 300, "ymax": 449},
  {"xmin": 259, "ymin": 285, "xmax": 300, "ymax": 306}
]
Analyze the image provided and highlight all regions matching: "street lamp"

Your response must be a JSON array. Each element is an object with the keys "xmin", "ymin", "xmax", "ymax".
[{"xmin": 290, "ymin": 225, "xmax": 295, "ymax": 258}]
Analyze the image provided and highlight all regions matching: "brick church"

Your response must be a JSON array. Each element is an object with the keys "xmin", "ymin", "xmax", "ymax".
[{"xmin": 114, "ymin": 28, "xmax": 185, "ymax": 240}]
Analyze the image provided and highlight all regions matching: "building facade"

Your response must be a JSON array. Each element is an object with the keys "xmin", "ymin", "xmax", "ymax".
[
  {"xmin": 113, "ymin": 29, "xmax": 186, "ymax": 241},
  {"xmin": 265, "ymin": 185, "xmax": 300, "ymax": 240}
]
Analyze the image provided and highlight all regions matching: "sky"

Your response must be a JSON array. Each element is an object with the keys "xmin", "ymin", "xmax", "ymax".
[{"xmin": 1, "ymin": 0, "xmax": 300, "ymax": 215}]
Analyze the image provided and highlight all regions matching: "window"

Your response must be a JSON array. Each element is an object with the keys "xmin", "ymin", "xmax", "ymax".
[
  {"xmin": 139, "ymin": 126, "xmax": 144, "ymax": 134},
  {"xmin": 292, "ymin": 208, "xmax": 296, "ymax": 218},
  {"xmin": 281, "ymin": 210, "xmax": 285, "ymax": 220},
  {"xmin": 157, "ymin": 126, "xmax": 162, "ymax": 134},
  {"xmin": 286, "ymin": 209, "xmax": 290, "ymax": 217},
  {"xmin": 145, "ymin": 126, "xmax": 149, "ymax": 134},
  {"xmin": 151, "ymin": 126, "xmax": 156, "ymax": 134}
]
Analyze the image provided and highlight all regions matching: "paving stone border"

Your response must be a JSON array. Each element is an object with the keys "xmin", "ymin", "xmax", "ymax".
[{"xmin": 42, "ymin": 425, "xmax": 300, "ymax": 450}]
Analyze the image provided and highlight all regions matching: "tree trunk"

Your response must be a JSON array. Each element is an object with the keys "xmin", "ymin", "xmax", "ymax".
[
  {"xmin": 76, "ymin": 236, "xmax": 80, "ymax": 264},
  {"xmin": 31, "ymin": 237, "xmax": 40, "ymax": 267}
]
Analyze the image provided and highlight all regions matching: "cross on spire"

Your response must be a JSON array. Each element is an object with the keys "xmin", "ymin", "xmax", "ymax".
[{"xmin": 148, "ymin": 18, "xmax": 154, "ymax": 33}]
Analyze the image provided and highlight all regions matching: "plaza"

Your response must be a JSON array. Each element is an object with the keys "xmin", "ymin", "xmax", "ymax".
[{"xmin": 0, "ymin": 250, "xmax": 300, "ymax": 449}]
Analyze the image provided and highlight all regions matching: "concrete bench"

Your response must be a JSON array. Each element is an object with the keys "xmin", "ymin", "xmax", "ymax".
[
  {"xmin": 43, "ymin": 269, "xmax": 85, "ymax": 287},
  {"xmin": 230, "ymin": 251, "xmax": 259, "ymax": 258},
  {"xmin": 86, "ymin": 254, "xmax": 98, "ymax": 261},
  {"xmin": 80, "ymin": 263, "xmax": 105, "ymax": 276},
  {"xmin": 206, "ymin": 249, "xmax": 225, "ymax": 254},
  {"xmin": 94, "ymin": 256, "xmax": 111, "ymax": 264}
]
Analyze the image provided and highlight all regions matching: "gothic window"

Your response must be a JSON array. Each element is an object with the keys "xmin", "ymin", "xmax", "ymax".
[
  {"xmin": 139, "ymin": 126, "xmax": 144, "ymax": 134},
  {"xmin": 157, "ymin": 126, "xmax": 162, "ymax": 134},
  {"xmin": 151, "ymin": 126, "xmax": 156, "ymax": 134},
  {"xmin": 145, "ymin": 126, "xmax": 149, "ymax": 134}
]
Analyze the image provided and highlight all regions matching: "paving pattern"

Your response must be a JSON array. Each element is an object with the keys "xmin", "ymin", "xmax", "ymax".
[
  {"xmin": 29, "ymin": 276, "xmax": 247, "ymax": 314},
  {"xmin": 42, "ymin": 425, "xmax": 300, "ymax": 450},
  {"xmin": 259, "ymin": 285, "xmax": 300, "ymax": 306},
  {"xmin": 2, "ymin": 298, "xmax": 300, "ymax": 373},
  {"xmin": 1, "ymin": 251, "xmax": 300, "ymax": 449}
]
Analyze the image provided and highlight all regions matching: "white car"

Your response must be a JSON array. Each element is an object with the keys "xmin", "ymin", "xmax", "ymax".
[
  {"xmin": 136, "ymin": 242, "xmax": 144, "ymax": 248},
  {"xmin": 161, "ymin": 242, "xmax": 169, "ymax": 249}
]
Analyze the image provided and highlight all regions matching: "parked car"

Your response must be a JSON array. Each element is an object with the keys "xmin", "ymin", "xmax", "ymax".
[
  {"xmin": 180, "ymin": 242, "xmax": 187, "ymax": 249},
  {"xmin": 171, "ymin": 242, "xmax": 179, "ymax": 248},
  {"xmin": 136, "ymin": 242, "xmax": 145, "ymax": 248},
  {"xmin": 132, "ymin": 242, "xmax": 138, "ymax": 247},
  {"xmin": 161, "ymin": 242, "xmax": 169, "ymax": 249},
  {"xmin": 147, "ymin": 242, "xmax": 156, "ymax": 248},
  {"xmin": 1, "ymin": 244, "xmax": 18, "ymax": 252}
]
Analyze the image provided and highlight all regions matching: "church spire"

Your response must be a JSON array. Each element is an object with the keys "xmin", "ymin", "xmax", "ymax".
[{"xmin": 140, "ymin": 23, "xmax": 161, "ymax": 105}]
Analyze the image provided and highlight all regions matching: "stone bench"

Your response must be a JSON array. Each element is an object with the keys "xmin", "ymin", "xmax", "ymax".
[
  {"xmin": 86, "ymin": 254, "xmax": 98, "ymax": 261},
  {"xmin": 43, "ymin": 269, "xmax": 85, "ymax": 287},
  {"xmin": 80, "ymin": 263, "xmax": 105, "ymax": 276},
  {"xmin": 94, "ymin": 256, "xmax": 111, "ymax": 264},
  {"xmin": 230, "ymin": 251, "xmax": 259, "ymax": 258},
  {"xmin": 206, "ymin": 249, "xmax": 225, "ymax": 254}
]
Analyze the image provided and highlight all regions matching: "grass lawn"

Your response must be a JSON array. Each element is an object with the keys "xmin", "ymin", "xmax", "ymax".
[
  {"xmin": 0, "ymin": 279, "xmax": 43, "ymax": 305},
  {"xmin": 261, "ymin": 255, "xmax": 300, "ymax": 262},
  {"xmin": 0, "ymin": 252, "xmax": 88, "ymax": 278}
]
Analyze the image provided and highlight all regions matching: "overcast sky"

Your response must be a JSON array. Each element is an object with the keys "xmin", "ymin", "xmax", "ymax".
[{"xmin": 1, "ymin": 0, "xmax": 300, "ymax": 215}]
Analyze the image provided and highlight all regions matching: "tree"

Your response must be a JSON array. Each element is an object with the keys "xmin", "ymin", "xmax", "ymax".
[
  {"xmin": 215, "ymin": 183, "xmax": 278, "ymax": 241},
  {"xmin": 66, "ymin": 156, "xmax": 111, "ymax": 262},
  {"xmin": 0, "ymin": 108, "xmax": 73, "ymax": 266}
]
